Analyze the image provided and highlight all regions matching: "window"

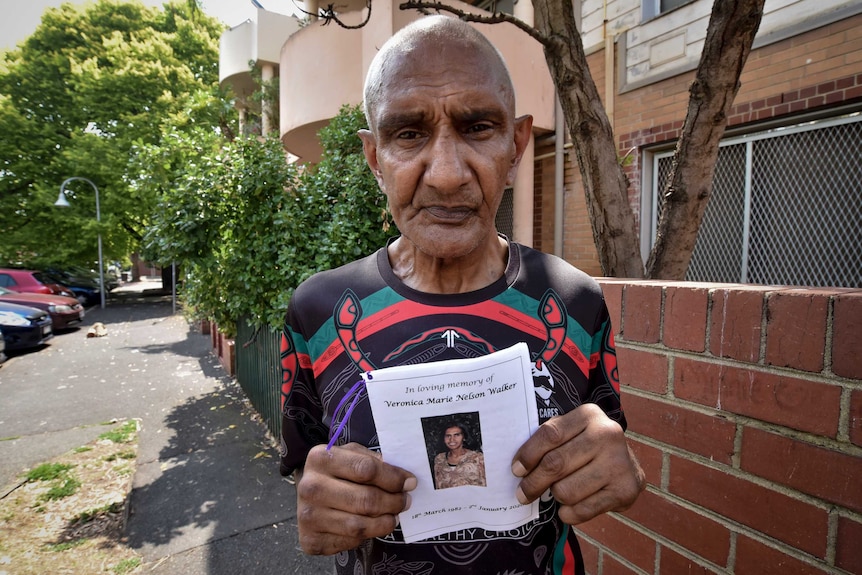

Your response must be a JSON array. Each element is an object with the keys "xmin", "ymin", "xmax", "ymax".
[
  {"xmin": 643, "ymin": 0, "xmax": 695, "ymax": 19},
  {"xmin": 644, "ymin": 112, "xmax": 862, "ymax": 288}
]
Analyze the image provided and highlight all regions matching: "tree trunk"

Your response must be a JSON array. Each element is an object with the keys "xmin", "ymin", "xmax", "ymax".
[
  {"xmin": 645, "ymin": 0, "xmax": 765, "ymax": 279},
  {"xmin": 532, "ymin": 0, "xmax": 645, "ymax": 278}
]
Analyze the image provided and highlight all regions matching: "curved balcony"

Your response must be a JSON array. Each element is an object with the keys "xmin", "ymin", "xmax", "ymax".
[{"xmin": 219, "ymin": 9, "xmax": 300, "ymax": 100}]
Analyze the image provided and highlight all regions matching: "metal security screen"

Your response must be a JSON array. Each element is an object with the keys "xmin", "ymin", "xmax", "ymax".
[{"xmin": 648, "ymin": 113, "xmax": 862, "ymax": 288}]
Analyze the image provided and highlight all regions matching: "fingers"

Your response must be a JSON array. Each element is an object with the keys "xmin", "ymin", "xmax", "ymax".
[
  {"xmin": 296, "ymin": 443, "xmax": 417, "ymax": 555},
  {"xmin": 307, "ymin": 443, "xmax": 416, "ymax": 493},
  {"xmin": 512, "ymin": 404, "xmax": 644, "ymax": 524},
  {"xmin": 511, "ymin": 405, "xmax": 598, "ymax": 502},
  {"xmin": 297, "ymin": 500, "xmax": 401, "ymax": 555}
]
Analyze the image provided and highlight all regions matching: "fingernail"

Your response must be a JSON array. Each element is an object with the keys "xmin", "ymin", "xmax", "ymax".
[
  {"xmin": 403, "ymin": 477, "xmax": 417, "ymax": 491},
  {"xmin": 511, "ymin": 461, "xmax": 527, "ymax": 477},
  {"xmin": 516, "ymin": 487, "xmax": 528, "ymax": 505}
]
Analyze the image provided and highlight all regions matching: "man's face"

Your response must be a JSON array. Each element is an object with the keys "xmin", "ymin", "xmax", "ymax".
[
  {"xmin": 360, "ymin": 43, "xmax": 532, "ymax": 261},
  {"xmin": 444, "ymin": 427, "xmax": 464, "ymax": 451}
]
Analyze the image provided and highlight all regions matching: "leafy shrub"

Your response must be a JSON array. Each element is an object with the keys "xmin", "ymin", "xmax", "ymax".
[{"xmin": 143, "ymin": 103, "xmax": 395, "ymax": 335}]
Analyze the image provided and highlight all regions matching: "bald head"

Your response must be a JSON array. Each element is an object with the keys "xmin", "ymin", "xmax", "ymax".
[{"xmin": 363, "ymin": 16, "xmax": 515, "ymax": 133}]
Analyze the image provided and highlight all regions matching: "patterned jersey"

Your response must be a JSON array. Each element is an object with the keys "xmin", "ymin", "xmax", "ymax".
[{"xmin": 279, "ymin": 240, "xmax": 625, "ymax": 575}]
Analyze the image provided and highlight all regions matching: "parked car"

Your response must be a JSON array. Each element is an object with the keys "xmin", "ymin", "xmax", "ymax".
[
  {"xmin": 0, "ymin": 286, "xmax": 84, "ymax": 330},
  {"xmin": 43, "ymin": 267, "xmax": 108, "ymax": 306},
  {"xmin": 0, "ymin": 301, "xmax": 53, "ymax": 351},
  {"xmin": 0, "ymin": 268, "xmax": 75, "ymax": 299}
]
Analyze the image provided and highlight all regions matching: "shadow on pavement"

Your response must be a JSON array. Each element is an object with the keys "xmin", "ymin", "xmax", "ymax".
[{"xmin": 124, "ymin": 329, "xmax": 332, "ymax": 574}]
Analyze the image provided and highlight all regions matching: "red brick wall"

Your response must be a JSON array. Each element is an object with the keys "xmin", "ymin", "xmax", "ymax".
[{"xmin": 585, "ymin": 280, "xmax": 862, "ymax": 574}]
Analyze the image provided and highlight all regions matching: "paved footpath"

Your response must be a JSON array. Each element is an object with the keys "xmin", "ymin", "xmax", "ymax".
[{"xmin": 0, "ymin": 282, "xmax": 332, "ymax": 574}]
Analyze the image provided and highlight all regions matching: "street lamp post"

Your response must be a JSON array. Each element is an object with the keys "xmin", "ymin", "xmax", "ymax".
[{"xmin": 54, "ymin": 177, "xmax": 106, "ymax": 309}]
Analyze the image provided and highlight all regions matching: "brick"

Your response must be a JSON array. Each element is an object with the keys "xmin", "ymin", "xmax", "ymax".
[
  {"xmin": 836, "ymin": 516, "xmax": 862, "ymax": 574},
  {"xmin": 623, "ymin": 284, "xmax": 662, "ymax": 344},
  {"xmin": 832, "ymin": 292, "xmax": 862, "ymax": 379},
  {"xmin": 617, "ymin": 347, "xmax": 668, "ymax": 394},
  {"xmin": 674, "ymin": 359, "xmax": 841, "ymax": 437},
  {"xmin": 577, "ymin": 513, "xmax": 656, "ymax": 573},
  {"xmin": 663, "ymin": 286, "xmax": 708, "ymax": 352},
  {"xmin": 624, "ymin": 394, "xmax": 736, "ymax": 463},
  {"xmin": 765, "ymin": 290, "xmax": 828, "ymax": 373},
  {"xmin": 669, "ymin": 457, "xmax": 828, "ymax": 558},
  {"xmin": 709, "ymin": 288, "xmax": 763, "ymax": 363},
  {"xmin": 600, "ymin": 281, "xmax": 624, "ymax": 335},
  {"xmin": 736, "ymin": 535, "xmax": 830, "ymax": 574},
  {"xmin": 660, "ymin": 545, "xmax": 721, "ymax": 574},
  {"xmin": 602, "ymin": 554, "xmax": 641, "ymax": 575},
  {"xmin": 741, "ymin": 427, "xmax": 862, "ymax": 513},
  {"xmin": 623, "ymin": 490, "xmax": 730, "ymax": 565},
  {"xmin": 852, "ymin": 389, "xmax": 862, "ymax": 448},
  {"xmin": 579, "ymin": 536, "xmax": 600, "ymax": 575},
  {"xmin": 628, "ymin": 439, "xmax": 663, "ymax": 487}
]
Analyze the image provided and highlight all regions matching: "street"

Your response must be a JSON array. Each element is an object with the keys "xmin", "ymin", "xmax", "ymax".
[{"xmin": 0, "ymin": 285, "xmax": 332, "ymax": 574}]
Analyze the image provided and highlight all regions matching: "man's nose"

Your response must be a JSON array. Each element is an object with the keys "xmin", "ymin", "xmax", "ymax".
[{"xmin": 422, "ymin": 130, "xmax": 471, "ymax": 191}]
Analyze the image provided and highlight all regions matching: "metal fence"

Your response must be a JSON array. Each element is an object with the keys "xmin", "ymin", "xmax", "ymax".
[
  {"xmin": 235, "ymin": 317, "xmax": 282, "ymax": 438},
  {"xmin": 648, "ymin": 112, "xmax": 862, "ymax": 288}
]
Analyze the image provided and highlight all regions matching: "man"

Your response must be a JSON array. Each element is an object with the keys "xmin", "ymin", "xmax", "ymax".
[{"xmin": 279, "ymin": 15, "xmax": 644, "ymax": 574}]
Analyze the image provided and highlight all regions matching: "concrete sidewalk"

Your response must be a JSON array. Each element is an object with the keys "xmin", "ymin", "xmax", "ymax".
[{"xmin": 0, "ymin": 282, "xmax": 332, "ymax": 575}]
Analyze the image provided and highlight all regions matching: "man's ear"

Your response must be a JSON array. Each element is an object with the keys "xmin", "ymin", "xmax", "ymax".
[
  {"xmin": 358, "ymin": 129, "xmax": 384, "ymax": 189},
  {"xmin": 507, "ymin": 115, "xmax": 534, "ymax": 185}
]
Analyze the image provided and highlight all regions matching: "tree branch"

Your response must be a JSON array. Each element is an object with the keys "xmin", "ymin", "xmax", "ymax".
[
  {"xmin": 293, "ymin": 0, "xmax": 373, "ymax": 29},
  {"xmin": 399, "ymin": 1, "xmax": 550, "ymax": 46}
]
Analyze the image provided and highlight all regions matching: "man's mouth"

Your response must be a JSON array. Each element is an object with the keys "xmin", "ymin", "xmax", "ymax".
[{"xmin": 425, "ymin": 206, "xmax": 473, "ymax": 221}]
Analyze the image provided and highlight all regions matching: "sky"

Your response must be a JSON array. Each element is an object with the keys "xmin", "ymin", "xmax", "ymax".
[{"xmin": 0, "ymin": 0, "xmax": 295, "ymax": 52}]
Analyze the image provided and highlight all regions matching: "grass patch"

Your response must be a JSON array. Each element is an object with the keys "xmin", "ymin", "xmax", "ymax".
[
  {"xmin": 105, "ymin": 450, "xmax": 136, "ymax": 462},
  {"xmin": 73, "ymin": 502, "xmax": 123, "ymax": 525},
  {"xmin": 41, "ymin": 477, "xmax": 81, "ymax": 502},
  {"xmin": 25, "ymin": 463, "xmax": 81, "ymax": 502},
  {"xmin": 113, "ymin": 557, "xmax": 141, "ymax": 574},
  {"xmin": 0, "ymin": 422, "xmax": 141, "ymax": 573},
  {"xmin": 25, "ymin": 463, "xmax": 74, "ymax": 482},
  {"xmin": 44, "ymin": 539, "xmax": 86, "ymax": 552},
  {"xmin": 98, "ymin": 421, "xmax": 137, "ymax": 444}
]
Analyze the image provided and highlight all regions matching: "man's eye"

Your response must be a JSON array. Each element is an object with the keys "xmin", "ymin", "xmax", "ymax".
[
  {"xmin": 396, "ymin": 130, "xmax": 421, "ymax": 140},
  {"xmin": 466, "ymin": 123, "xmax": 493, "ymax": 134}
]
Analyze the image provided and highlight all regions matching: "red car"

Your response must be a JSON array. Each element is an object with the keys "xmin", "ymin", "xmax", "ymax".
[
  {"xmin": 0, "ymin": 268, "xmax": 75, "ymax": 299},
  {"xmin": 0, "ymin": 286, "xmax": 85, "ymax": 330}
]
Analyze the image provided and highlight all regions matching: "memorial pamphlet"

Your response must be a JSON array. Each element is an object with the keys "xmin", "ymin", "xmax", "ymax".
[{"xmin": 365, "ymin": 342, "xmax": 540, "ymax": 543}]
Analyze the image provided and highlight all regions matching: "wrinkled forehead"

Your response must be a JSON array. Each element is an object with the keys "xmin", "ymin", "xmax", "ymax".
[{"xmin": 364, "ymin": 25, "xmax": 514, "ymax": 130}]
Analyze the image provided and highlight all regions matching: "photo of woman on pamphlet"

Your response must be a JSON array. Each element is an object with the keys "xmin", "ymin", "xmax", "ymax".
[{"xmin": 422, "ymin": 412, "xmax": 487, "ymax": 489}]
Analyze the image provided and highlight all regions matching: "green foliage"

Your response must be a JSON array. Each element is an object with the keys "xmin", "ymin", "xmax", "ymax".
[
  {"xmin": 0, "ymin": 0, "xmax": 227, "ymax": 269},
  {"xmin": 143, "ymin": 104, "xmax": 396, "ymax": 335},
  {"xmin": 97, "ymin": 420, "xmax": 137, "ymax": 444},
  {"xmin": 25, "ymin": 463, "xmax": 74, "ymax": 483},
  {"xmin": 113, "ymin": 557, "xmax": 142, "ymax": 575},
  {"xmin": 41, "ymin": 477, "xmax": 81, "ymax": 501},
  {"xmin": 44, "ymin": 539, "xmax": 86, "ymax": 552},
  {"xmin": 105, "ymin": 450, "xmax": 136, "ymax": 462},
  {"xmin": 26, "ymin": 462, "xmax": 81, "ymax": 502},
  {"xmin": 73, "ymin": 501, "xmax": 124, "ymax": 524}
]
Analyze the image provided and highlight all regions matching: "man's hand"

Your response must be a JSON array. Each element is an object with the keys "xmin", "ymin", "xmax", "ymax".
[
  {"xmin": 296, "ymin": 443, "xmax": 417, "ymax": 555},
  {"xmin": 511, "ymin": 403, "xmax": 645, "ymax": 525}
]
